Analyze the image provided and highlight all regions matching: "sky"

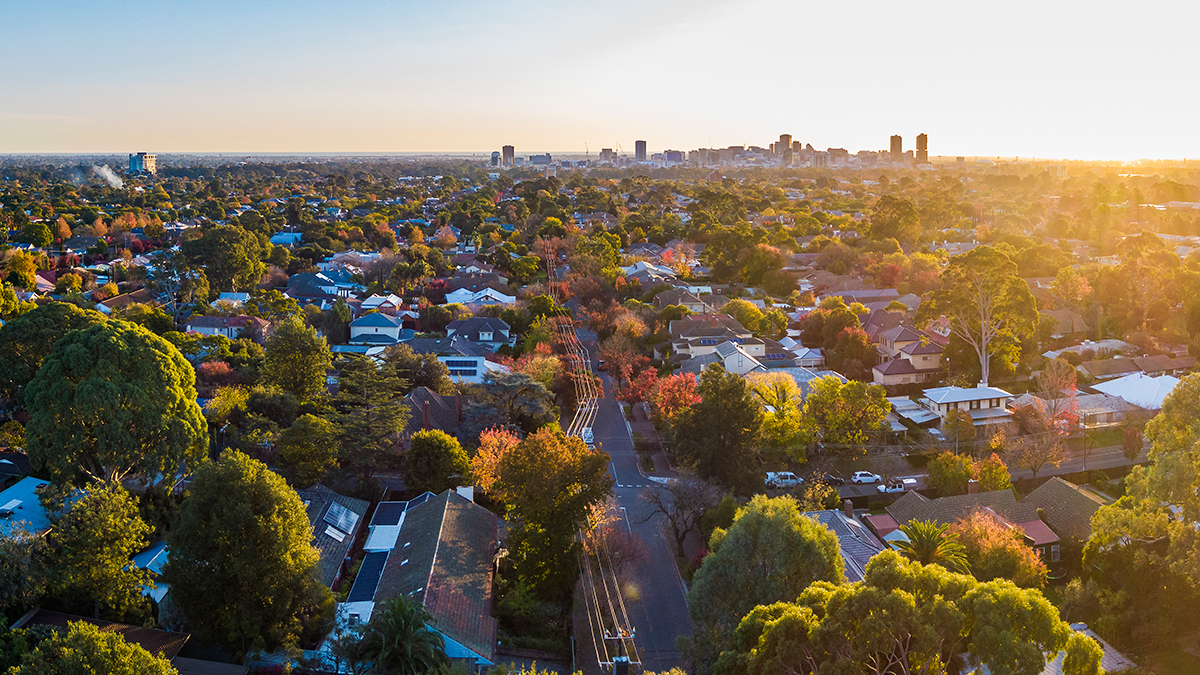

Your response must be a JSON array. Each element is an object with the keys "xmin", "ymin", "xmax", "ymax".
[{"xmin": 2, "ymin": 0, "xmax": 1197, "ymax": 160}]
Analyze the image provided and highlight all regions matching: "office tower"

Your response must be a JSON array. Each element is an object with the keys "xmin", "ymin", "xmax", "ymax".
[
  {"xmin": 916, "ymin": 133, "xmax": 928, "ymax": 164},
  {"xmin": 128, "ymin": 152, "xmax": 157, "ymax": 175},
  {"xmin": 792, "ymin": 140, "xmax": 802, "ymax": 152},
  {"xmin": 890, "ymin": 136, "xmax": 902, "ymax": 164},
  {"xmin": 502, "ymin": 145, "xmax": 515, "ymax": 167},
  {"xmin": 664, "ymin": 150, "xmax": 684, "ymax": 163},
  {"xmin": 635, "ymin": 140, "xmax": 647, "ymax": 162},
  {"xmin": 530, "ymin": 154, "xmax": 551, "ymax": 166},
  {"xmin": 778, "ymin": 134, "xmax": 792, "ymax": 155},
  {"xmin": 782, "ymin": 149, "xmax": 794, "ymax": 166},
  {"xmin": 600, "ymin": 148, "xmax": 615, "ymax": 163},
  {"xmin": 490, "ymin": 151, "xmax": 501, "ymax": 167}
]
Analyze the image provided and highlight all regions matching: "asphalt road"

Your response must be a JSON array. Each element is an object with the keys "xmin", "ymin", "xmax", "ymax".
[{"xmin": 580, "ymin": 331, "xmax": 692, "ymax": 673}]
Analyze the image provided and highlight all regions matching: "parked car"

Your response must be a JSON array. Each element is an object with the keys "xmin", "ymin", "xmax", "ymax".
[
  {"xmin": 808, "ymin": 471, "xmax": 845, "ymax": 486},
  {"xmin": 877, "ymin": 478, "xmax": 918, "ymax": 494},
  {"xmin": 765, "ymin": 471, "xmax": 803, "ymax": 489},
  {"xmin": 851, "ymin": 471, "xmax": 883, "ymax": 484},
  {"xmin": 581, "ymin": 427, "xmax": 595, "ymax": 450}
]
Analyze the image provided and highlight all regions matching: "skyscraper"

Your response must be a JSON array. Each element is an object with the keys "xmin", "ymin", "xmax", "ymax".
[
  {"xmin": 916, "ymin": 133, "xmax": 928, "ymax": 164},
  {"xmin": 128, "ymin": 152, "xmax": 157, "ymax": 175},
  {"xmin": 778, "ymin": 134, "xmax": 792, "ymax": 155},
  {"xmin": 502, "ymin": 145, "xmax": 515, "ymax": 167},
  {"xmin": 635, "ymin": 140, "xmax": 647, "ymax": 162},
  {"xmin": 490, "ymin": 151, "xmax": 501, "ymax": 167},
  {"xmin": 890, "ymin": 136, "xmax": 903, "ymax": 164}
]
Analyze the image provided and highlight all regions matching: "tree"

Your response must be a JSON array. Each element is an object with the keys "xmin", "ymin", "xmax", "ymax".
[
  {"xmin": 264, "ymin": 316, "xmax": 332, "ymax": 402},
  {"xmin": 721, "ymin": 298, "xmax": 764, "ymax": 334},
  {"xmin": 952, "ymin": 509, "xmax": 1048, "ymax": 589},
  {"xmin": 492, "ymin": 427, "xmax": 613, "ymax": 600},
  {"xmin": 277, "ymin": 414, "xmax": 339, "ymax": 487},
  {"xmin": 181, "ymin": 224, "xmax": 266, "ymax": 292},
  {"xmin": 927, "ymin": 451, "xmax": 977, "ymax": 497},
  {"xmin": 712, "ymin": 550, "xmax": 1102, "ymax": 675},
  {"xmin": 689, "ymin": 495, "xmax": 845, "ymax": 666},
  {"xmin": 893, "ymin": 520, "xmax": 970, "ymax": 574},
  {"xmin": 471, "ymin": 427, "xmax": 519, "ymax": 495},
  {"xmin": 44, "ymin": 486, "xmax": 151, "ymax": 622},
  {"xmin": 1122, "ymin": 425, "xmax": 1143, "ymax": 461},
  {"xmin": 115, "ymin": 303, "xmax": 174, "ymax": 335},
  {"xmin": 672, "ymin": 365, "xmax": 763, "ymax": 495},
  {"xmin": 4, "ymin": 250, "xmax": 38, "ymax": 290},
  {"xmin": 25, "ymin": 321, "xmax": 207, "ymax": 485},
  {"xmin": 0, "ymin": 527, "xmax": 44, "ymax": 619},
  {"xmin": 918, "ymin": 246, "xmax": 1038, "ymax": 385},
  {"xmin": 9, "ymin": 621, "xmax": 177, "ymax": 675},
  {"xmin": 405, "ymin": 429, "xmax": 469, "ymax": 495},
  {"xmin": 946, "ymin": 409, "xmax": 977, "ymax": 448},
  {"xmin": 1006, "ymin": 431, "xmax": 1065, "ymax": 480},
  {"xmin": 19, "ymin": 220, "xmax": 52, "ymax": 248},
  {"xmin": 976, "ymin": 452, "xmax": 1013, "ymax": 492},
  {"xmin": 333, "ymin": 356, "xmax": 410, "ymax": 483},
  {"xmin": 467, "ymin": 371, "xmax": 557, "ymax": 435},
  {"xmin": 825, "ymin": 326, "xmax": 876, "ymax": 381},
  {"xmin": 362, "ymin": 596, "xmax": 448, "ymax": 675},
  {"xmin": 639, "ymin": 474, "xmax": 722, "ymax": 555},
  {"xmin": 869, "ymin": 194, "xmax": 921, "ymax": 244},
  {"xmin": 648, "ymin": 372, "xmax": 700, "ymax": 424},
  {"xmin": 0, "ymin": 302, "xmax": 106, "ymax": 402},
  {"xmin": 798, "ymin": 376, "xmax": 890, "ymax": 455},
  {"xmin": 747, "ymin": 371, "xmax": 805, "ymax": 462},
  {"xmin": 384, "ymin": 343, "xmax": 454, "ymax": 395},
  {"xmin": 165, "ymin": 450, "xmax": 332, "ymax": 654}
]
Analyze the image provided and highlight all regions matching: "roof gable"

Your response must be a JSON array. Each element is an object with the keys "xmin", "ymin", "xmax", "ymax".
[{"xmin": 1022, "ymin": 477, "xmax": 1108, "ymax": 541}]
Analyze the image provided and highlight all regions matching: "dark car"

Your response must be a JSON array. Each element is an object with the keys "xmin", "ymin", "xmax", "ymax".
[{"xmin": 808, "ymin": 471, "xmax": 845, "ymax": 486}]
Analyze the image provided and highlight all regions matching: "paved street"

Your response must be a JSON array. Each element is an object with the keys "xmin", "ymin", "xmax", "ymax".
[{"xmin": 577, "ymin": 330, "xmax": 692, "ymax": 673}]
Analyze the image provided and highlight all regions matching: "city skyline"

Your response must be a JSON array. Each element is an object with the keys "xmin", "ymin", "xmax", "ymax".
[{"xmin": 3, "ymin": 0, "xmax": 1198, "ymax": 160}]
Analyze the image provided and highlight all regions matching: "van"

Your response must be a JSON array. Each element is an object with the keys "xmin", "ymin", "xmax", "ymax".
[{"xmin": 765, "ymin": 471, "xmax": 802, "ymax": 489}]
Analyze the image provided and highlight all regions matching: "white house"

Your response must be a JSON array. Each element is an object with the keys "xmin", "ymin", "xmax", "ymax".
[
  {"xmin": 444, "ymin": 287, "xmax": 516, "ymax": 307},
  {"xmin": 680, "ymin": 340, "xmax": 767, "ymax": 376},
  {"xmin": 349, "ymin": 313, "xmax": 406, "ymax": 345},
  {"xmin": 920, "ymin": 385, "xmax": 1015, "ymax": 429}
]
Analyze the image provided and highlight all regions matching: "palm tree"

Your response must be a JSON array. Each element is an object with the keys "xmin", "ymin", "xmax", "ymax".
[
  {"xmin": 893, "ymin": 520, "xmax": 971, "ymax": 574},
  {"xmin": 364, "ymin": 596, "xmax": 448, "ymax": 675}
]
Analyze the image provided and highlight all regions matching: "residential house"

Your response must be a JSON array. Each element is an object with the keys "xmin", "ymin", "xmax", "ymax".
[
  {"xmin": 1078, "ymin": 357, "xmax": 1143, "ymax": 381},
  {"xmin": 1091, "ymin": 372, "xmax": 1180, "ymax": 411},
  {"xmin": 1131, "ymin": 354, "xmax": 1196, "ymax": 377},
  {"xmin": 803, "ymin": 506, "xmax": 887, "ymax": 582},
  {"xmin": 679, "ymin": 340, "xmax": 768, "ymax": 376},
  {"xmin": 444, "ymin": 273, "xmax": 512, "ymax": 294},
  {"xmin": 296, "ymin": 484, "xmax": 370, "ymax": 589},
  {"xmin": 653, "ymin": 287, "xmax": 710, "ymax": 313},
  {"xmin": 1075, "ymin": 392, "xmax": 1135, "ymax": 428},
  {"xmin": 0, "ymin": 452, "xmax": 32, "ymax": 483},
  {"xmin": 285, "ymin": 272, "xmax": 351, "ymax": 308},
  {"xmin": 98, "ymin": 288, "xmax": 159, "ymax": 315},
  {"xmin": 660, "ymin": 313, "xmax": 753, "ymax": 360},
  {"xmin": 860, "ymin": 308, "xmax": 903, "ymax": 342},
  {"xmin": 444, "ymin": 287, "xmax": 516, "ymax": 307},
  {"xmin": 445, "ymin": 317, "xmax": 511, "ymax": 351},
  {"xmin": 360, "ymin": 293, "xmax": 406, "ymax": 315},
  {"xmin": 349, "ymin": 312, "xmax": 407, "ymax": 345},
  {"xmin": 12, "ymin": 610, "xmax": 192, "ymax": 664},
  {"xmin": 337, "ymin": 490, "xmax": 499, "ymax": 670},
  {"xmin": 873, "ymin": 325, "xmax": 944, "ymax": 386},
  {"xmin": 185, "ymin": 315, "xmax": 271, "ymax": 343},
  {"xmin": 920, "ymin": 385, "xmax": 1015, "ymax": 430},
  {"xmin": 216, "ymin": 292, "xmax": 250, "ymax": 307},
  {"xmin": 883, "ymin": 488, "xmax": 1062, "ymax": 568},
  {"xmin": 407, "ymin": 335, "xmax": 510, "ymax": 384},
  {"xmin": 1040, "ymin": 309, "xmax": 1090, "ymax": 342},
  {"xmin": 0, "ymin": 477, "xmax": 53, "ymax": 536},
  {"xmin": 1022, "ymin": 477, "xmax": 1109, "ymax": 545},
  {"xmin": 405, "ymin": 386, "xmax": 466, "ymax": 439}
]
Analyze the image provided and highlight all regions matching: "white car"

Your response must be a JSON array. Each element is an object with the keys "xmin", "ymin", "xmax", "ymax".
[
  {"xmin": 877, "ymin": 478, "xmax": 917, "ymax": 494},
  {"xmin": 851, "ymin": 471, "xmax": 883, "ymax": 484},
  {"xmin": 765, "ymin": 471, "xmax": 802, "ymax": 489}
]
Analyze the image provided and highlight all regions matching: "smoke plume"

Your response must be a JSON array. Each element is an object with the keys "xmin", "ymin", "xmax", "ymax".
[{"xmin": 91, "ymin": 165, "xmax": 124, "ymax": 189}]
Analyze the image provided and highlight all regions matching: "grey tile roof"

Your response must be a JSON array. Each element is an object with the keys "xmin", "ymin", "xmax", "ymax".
[
  {"xmin": 1022, "ymin": 477, "xmax": 1109, "ymax": 541},
  {"xmin": 296, "ymin": 484, "xmax": 370, "ymax": 588}
]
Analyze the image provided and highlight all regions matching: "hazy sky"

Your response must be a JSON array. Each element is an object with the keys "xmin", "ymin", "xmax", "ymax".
[{"xmin": 2, "ymin": 0, "xmax": 1196, "ymax": 159}]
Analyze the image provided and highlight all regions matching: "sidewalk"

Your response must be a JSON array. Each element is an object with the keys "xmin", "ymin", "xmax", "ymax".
[{"xmin": 627, "ymin": 402, "xmax": 676, "ymax": 477}]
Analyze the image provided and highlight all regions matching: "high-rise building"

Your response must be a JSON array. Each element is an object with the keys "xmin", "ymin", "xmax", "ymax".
[
  {"xmin": 916, "ymin": 133, "xmax": 928, "ymax": 164},
  {"xmin": 490, "ymin": 151, "xmax": 501, "ymax": 167},
  {"xmin": 889, "ymin": 136, "xmax": 903, "ymax": 164},
  {"xmin": 782, "ymin": 149, "xmax": 794, "ymax": 166},
  {"xmin": 778, "ymin": 134, "xmax": 792, "ymax": 155},
  {"xmin": 792, "ymin": 140, "xmax": 802, "ymax": 152},
  {"xmin": 635, "ymin": 140, "xmax": 647, "ymax": 162},
  {"xmin": 128, "ymin": 152, "xmax": 157, "ymax": 175},
  {"xmin": 502, "ymin": 145, "xmax": 515, "ymax": 167},
  {"xmin": 600, "ymin": 148, "xmax": 615, "ymax": 163}
]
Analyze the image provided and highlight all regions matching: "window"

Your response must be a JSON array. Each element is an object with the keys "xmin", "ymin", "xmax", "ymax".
[
  {"xmin": 970, "ymin": 400, "xmax": 980, "ymax": 410},
  {"xmin": 1051, "ymin": 545, "xmax": 1061, "ymax": 563},
  {"xmin": 479, "ymin": 332, "xmax": 493, "ymax": 341},
  {"xmin": 349, "ymin": 613, "xmax": 360, "ymax": 626}
]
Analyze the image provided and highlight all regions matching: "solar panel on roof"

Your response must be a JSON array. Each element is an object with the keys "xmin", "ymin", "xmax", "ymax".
[
  {"xmin": 347, "ymin": 551, "xmax": 389, "ymax": 602},
  {"xmin": 406, "ymin": 492, "xmax": 435, "ymax": 509},
  {"xmin": 371, "ymin": 502, "xmax": 406, "ymax": 526},
  {"xmin": 324, "ymin": 501, "xmax": 360, "ymax": 533},
  {"xmin": 324, "ymin": 525, "xmax": 347, "ymax": 542}
]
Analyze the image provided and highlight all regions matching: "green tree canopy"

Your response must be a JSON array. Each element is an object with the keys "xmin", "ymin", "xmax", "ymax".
[
  {"xmin": 181, "ymin": 224, "xmax": 266, "ymax": 292},
  {"xmin": 869, "ymin": 194, "xmax": 922, "ymax": 244},
  {"xmin": 44, "ymin": 485, "xmax": 152, "ymax": 623},
  {"xmin": 165, "ymin": 450, "xmax": 332, "ymax": 654},
  {"xmin": 673, "ymin": 365, "xmax": 764, "ymax": 495},
  {"xmin": 333, "ymin": 355, "xmax": 410, "ymax": 482},
  {"xmin": 492, "ymin": 427, "xmax": 613, "ymax": 601},
  {"xmin": 0, "ymin": 301, "xmax": 106, "ymax": 402},
  {"xmin": 689, "ymin": 495, "xmax": 845, "ymax": 667},
  {"xmin": 277, "ymin": 413, "xmax": 339, "ymax": 487},
  {"xmin": 712, "ymin": 550, "xmax": 1101, "ymax": 675},
  {"xmin": 404, "ymin": 429, "xmax": 469, "ymax": 495},
  {"xmin": 893, "ymin": 520, "xmax": 970, "ymax": 574},
  {"xmin": 917, "ymin": 246, "xmax": 1037, "ymax": 385},
  {"xmin": 383, "ymin": 343, "xmax": 454, "ymax": 395},
  {"xmin": 9, "ymin": 621, "xmax": 177, "ymax": 675},
  {"xmin": 362, "ymin": 596, "xmax": 448, "ymax": 675},
  {"xmin": 264, "ymin": 316, "xmax": 332, "ymax": 402},
  {"xmin": 799, "ymin": 376, "xmax": 890, "ymax": 456},
  {"xmin": 25, "ymin": 320, "xmax": 207, "ymax": 485}
]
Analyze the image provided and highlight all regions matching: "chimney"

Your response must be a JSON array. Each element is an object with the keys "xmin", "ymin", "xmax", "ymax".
[
  {"xmin": 456, "ymin": 392, "xmax": 463, "ymax": 423},
  {"xmin": 422, "ymin": 400, "xmax": 432, "ymax": 429},
  {"xmin": 842, "ymin": 499, "xmax": 854, "ymax": 519},
  {"xmin": 967, "ymin": 479, "xmax": 979, "ymax": 494}
]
